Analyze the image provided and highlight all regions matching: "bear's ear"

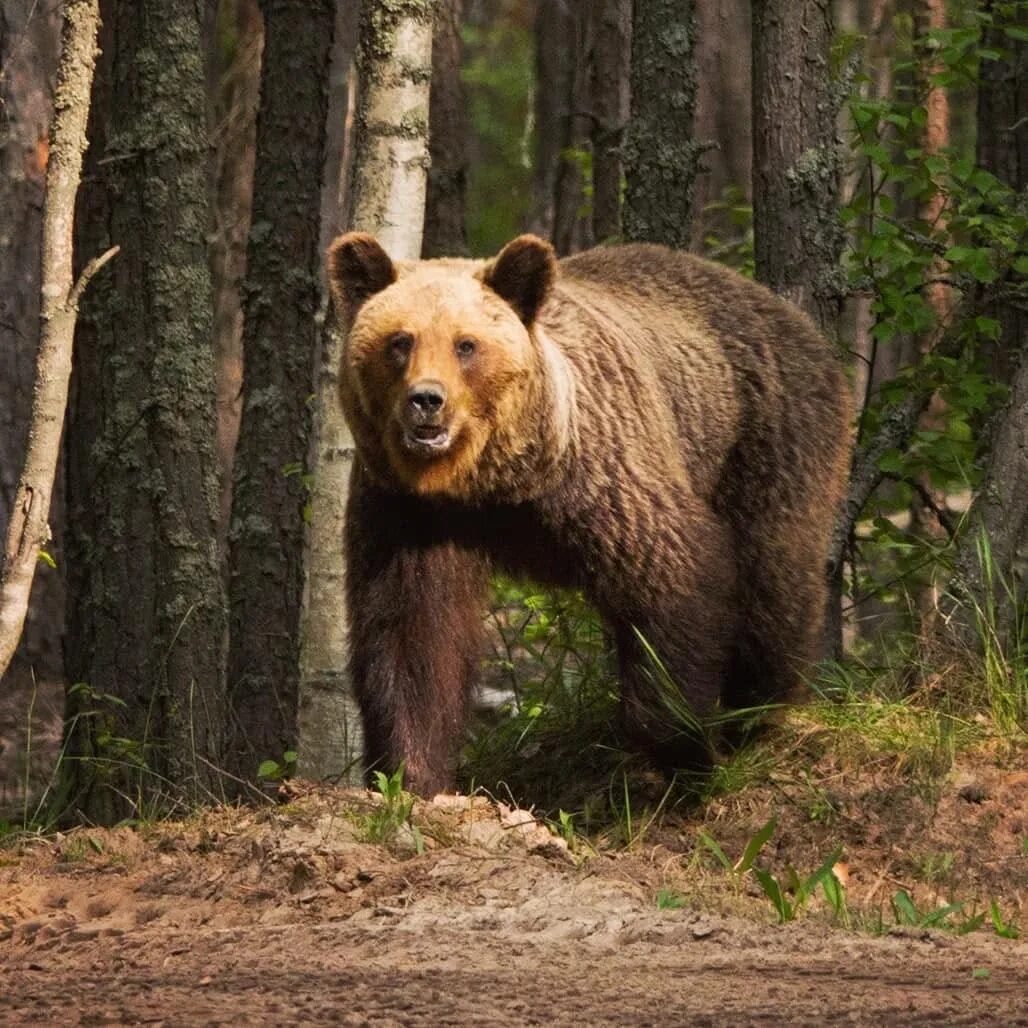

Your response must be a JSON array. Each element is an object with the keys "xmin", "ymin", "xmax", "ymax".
[
  {"xmin": 483, "ymin": 235, "xmax": 557, "ymax": 326},
  {"xmin": 325, "ymin": 232, "xmax": 397, "ymax": 314}
]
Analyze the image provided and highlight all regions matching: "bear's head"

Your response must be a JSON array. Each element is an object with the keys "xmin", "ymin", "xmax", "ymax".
[{"xmin": 326, "ymin": 233, "xmax": 570, "ymax": 501}]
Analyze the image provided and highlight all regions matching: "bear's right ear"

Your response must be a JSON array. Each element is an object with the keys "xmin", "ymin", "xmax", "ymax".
[
  {"xmin": 325, "ymin": 232, "xmax": 397, "ymax": 314},
  {"xmin": 483, "ymin": 235, "xmax": 557, "ymax": 326}
]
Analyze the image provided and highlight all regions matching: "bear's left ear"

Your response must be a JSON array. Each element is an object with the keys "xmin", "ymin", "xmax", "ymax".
[
  {"xmin": 483, "ymin": 235, "xmax": 557, "ymax": 326},
  {"xmin": 326, "ymin": 232, "xmax": 397, "ymax": 315}
]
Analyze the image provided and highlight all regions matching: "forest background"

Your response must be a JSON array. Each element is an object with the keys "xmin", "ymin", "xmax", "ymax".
[{"xmin": 0, "ymin": 0, "xmax": 1024, "ymax": 833}]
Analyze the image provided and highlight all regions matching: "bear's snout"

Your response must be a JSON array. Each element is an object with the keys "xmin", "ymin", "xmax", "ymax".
[{"xmin": 407, "ymin": 381, "xmax": 447, "ymax": 422}]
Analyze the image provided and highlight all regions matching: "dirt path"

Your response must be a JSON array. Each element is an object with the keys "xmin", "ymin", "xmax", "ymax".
[{"xmin": 3, "ymin": 789, "xmax": 1026, "ymax": 1026}]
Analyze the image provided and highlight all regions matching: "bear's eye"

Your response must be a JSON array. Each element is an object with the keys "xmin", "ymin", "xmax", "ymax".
[
  {"xmin": 455, "ymin": 337, "xmax": 477, "ymax": 360},
  {"xmin": 387, "ymin": 332, "xmax": 414, "ymax": 363}
]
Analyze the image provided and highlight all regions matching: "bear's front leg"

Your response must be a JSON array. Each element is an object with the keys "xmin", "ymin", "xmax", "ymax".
[{"xmin": 345, "ymin": 470, "xmax": 490, "ymax": 796}]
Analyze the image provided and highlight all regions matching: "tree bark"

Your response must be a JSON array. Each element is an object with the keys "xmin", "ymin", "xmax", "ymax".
[
  {"xmin": 0, "ymin": 0, "xmax": 104, "ymax": 683},
  {"xmin": 622, "ymin": 0, "xmax": 701, "ymax": 248},
  {"xmin": 207, "ymin": 0, "xmax": 261, "ymax": 545},
  {"xmin": 691, "ymin": 0, "xmax": 751, "ymax": 250},
  {"xmin": 529, "ymin": 0, "xmax": 574, "ymax": 241},
  {"xmin": 423, "ymin": 0, "xmax": 468, "ymax": 257},
  {"xmin": 224, "ymin": 0, "xmax": 336, "ymax": 783},
  {"xmin": 63, "ymin": 0, "xmax": 226, "ymax": 823},
  {"xmin": 0, "ymin": 0, "xmax": 65, "ymax": 686},
  {"xmin": 590, "ymin": 0, "xmax": 631, "ymax": 243},
  {"xmin": 298, "ymin": 0, "xmax": 437, "ymax": 783},
  {"xmin": 751, "ymin": 0, "xmax": 844, "ymax": 336}
]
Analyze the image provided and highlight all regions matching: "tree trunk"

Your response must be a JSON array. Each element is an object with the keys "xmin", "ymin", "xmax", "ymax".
[
  {"xmin": 941, "ymin": 4, "xmax": 1027, "ymax": 650},
  {"xmin": 0, "ymin": 0, "xmax": 65, "ymax": 687},
  {"xmin": 224, "ymin": 0, "xmax": 335, "ymax": 785},
  {"xmin": 751, "ymin": 0, "xmax": 844, "ymax": 336},
  {"xmin": 622, "ymin": 0, "xmax": 700, "ymax": 248},
  {"xmin": 529, "ymin": 0, "xmax": 574, "ymax": 241},
  {"xmin": 321, "ymin": 0, "xmax": 362, "ymax": 249},
  {"xmin": 691, "ymin": 0, "xmax": 751, "ymax": 250},
  {"xmin": 751, "ymin": 0, "xmax": 846, "ymax": 655},
  {"xmin": 207, "ymin": 0, "xmax": 261, "ymax": 546},
  {"xmin": 63, "ymin": 0, "xmax": 226, "ymax": 823},
  {"xmin": 590, "ymin": 0, "xmax": 631, "ymax": 243},
  {"xmin": 298, "ymin": 0, "xmax": 436, "ymax": 783},
  {"xmin": 0, "ymin": 0, "xmax": 104, "ymax": 682},
  {"xmin": 423, "ymin": 0, "xmax": 468, "ymax": 257}
]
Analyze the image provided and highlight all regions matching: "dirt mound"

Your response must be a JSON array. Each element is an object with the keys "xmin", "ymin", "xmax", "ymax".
[{"xmin": 2, "ymin": 785, "xmax": 1026, "ymax": 1025}]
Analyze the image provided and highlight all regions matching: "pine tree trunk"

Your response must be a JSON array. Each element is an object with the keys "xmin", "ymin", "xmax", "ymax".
[
  {"xmin": 64, "ymin": 0, "xmax": 226, "ymax": 823},
  {"xmin": 590, "ymin": 0, "xmax": 631, "ymax": 243},
  {"xmin": 423, "ymin": 0, "xmax": 468, "ymax": 257},
  {"xmin": 298, "ymin": 0, "xmax": 437, "ymax": 783},
  {"xmin": 622, "ymin": 0, "xmax": 700, "ymax": 248},
  {"xmin": 751, "ymin": 0, "xmax": 843, "ymax": 336},
  {"xmin": 691, "ymin": 0, "xmax": 751, "ymax": 250},
  {"xmin": 224, "ymin": 0, "xmax": 335, "ymax": 784}
]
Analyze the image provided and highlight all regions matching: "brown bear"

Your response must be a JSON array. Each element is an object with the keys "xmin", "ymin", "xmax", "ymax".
[{"xmin": 326, "ymin": 232, "xmax": 852, "ymax": 796}]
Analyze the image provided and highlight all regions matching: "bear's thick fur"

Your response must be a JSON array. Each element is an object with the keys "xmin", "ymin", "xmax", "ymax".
[{"xmin": 326, "ymin": 233, "xmax": 853, "ymax": 796}]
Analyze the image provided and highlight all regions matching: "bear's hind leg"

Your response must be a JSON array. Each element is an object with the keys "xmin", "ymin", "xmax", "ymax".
[
  {"xmin": 605, "ymin": 498, "xmax": 739, "ymax": 775},
  {"xmin": 723, "ymin": 512, "xmax": 830, "ymax": 713}
]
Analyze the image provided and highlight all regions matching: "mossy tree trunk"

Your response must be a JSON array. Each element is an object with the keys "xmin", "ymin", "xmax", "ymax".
[
  {"xmin": 751, "ymin": 0, "xmax": 846, "ymax": 656},
  {"xmin": 298, "ymin": 0, "xmax": 436, "ymax": 783},
  {"xmin": 751, "ymin": 0, "xmax": 843, "ymax": 336},
  {"xmin": 64, "ymin": 0, "xmax": 226, "ymax": 823},
  {"xmin": 622, "ymin": 0, "xmax": 700, "ymax": 249},
  {"xmin": 225, "ymin": 0, "xmax": 335, "ymax": 784}
]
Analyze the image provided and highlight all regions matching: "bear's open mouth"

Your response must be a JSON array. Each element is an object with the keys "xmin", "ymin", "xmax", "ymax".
[{"xmin": 403, "ymin": 425, "xmax": 451, "ymax": 455}]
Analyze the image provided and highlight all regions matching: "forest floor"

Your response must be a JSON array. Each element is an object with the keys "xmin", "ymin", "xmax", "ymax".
[{"xmin": 2, "ymin": 760, "xmax": 1027, "ymax": 1027}]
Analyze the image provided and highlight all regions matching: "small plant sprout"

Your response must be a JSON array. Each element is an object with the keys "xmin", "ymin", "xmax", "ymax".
[
  {"xmin": 256, "ymin": 751, "xmax": 298, "ymax": 782},
  {"xmin": 656, "ymin": 887, "xmax": 686, "ymax": 911},
  {"xmin": 363, "ymin": 764, "xmax": 425, "ymax": 855}
]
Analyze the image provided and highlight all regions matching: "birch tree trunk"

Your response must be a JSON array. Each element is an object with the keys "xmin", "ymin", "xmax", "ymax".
[
  {"xmin": 298, "ymin": 0, "xmax": 437, "ymax": 783},
  {"xmin": 0, "ymin": 0, "xmax": 104, "ymax": 682}
]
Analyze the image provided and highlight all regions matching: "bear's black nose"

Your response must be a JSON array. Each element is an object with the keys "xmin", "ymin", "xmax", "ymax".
[{"xmin": 408, "ymin": 382, "xmax": 447, "ymax": 417}]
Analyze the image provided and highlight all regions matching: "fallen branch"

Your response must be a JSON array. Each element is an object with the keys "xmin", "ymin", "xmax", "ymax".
[{"xmin": 0, "ymin": 0, "xmax": 110, "ymax": 682}]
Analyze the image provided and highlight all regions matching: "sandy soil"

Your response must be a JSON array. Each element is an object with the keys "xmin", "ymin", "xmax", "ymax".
[{"xmin": 3, "ymin": 786, "xmax": 1026, "ymax": 1027}]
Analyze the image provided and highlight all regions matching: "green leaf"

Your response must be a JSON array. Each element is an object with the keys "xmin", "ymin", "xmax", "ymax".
[
  {"xmin": 735, "ymin": 817, "xmax": 777, "ymax": 875},
  {"xmin": 697, "ymin": 830, "xmax": 734, "ymax": 873},
  {"xmin": 754, "ymin": 868, "xmax": 792, "ymax": 923},
  {"xmin": 892, "ymin": 889, "xmax": 919, "ymax": 925},
  {"xmin": 256, "ymin": 760, "xmax": 280, "ymax": 780}
]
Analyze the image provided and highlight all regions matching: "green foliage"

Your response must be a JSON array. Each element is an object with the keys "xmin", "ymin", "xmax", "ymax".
[
  {"xmin": 698, "ymin": 818, "xmax": 847, "ymax": 926},
  {"xmin": 462, "ymin": 13, "xmax": 534, "ymax": 255},
  {"xmin": 701, "ymin": 186, "xmax": 755, "ymax": 276},
  {"xmin": 843, "ymin": 3, "xmax": 1027, "ymax": 625},
  {"xmin": 890, "ymin": 889, "xmax": 985, "ymax": 934},
  {"xmin": 362, "ymin": 764, "xmax": 424, "ymax": 854}
]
